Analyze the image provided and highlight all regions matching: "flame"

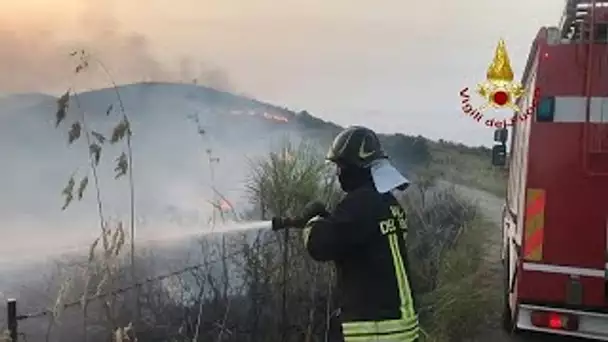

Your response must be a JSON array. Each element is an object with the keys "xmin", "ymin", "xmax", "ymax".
[
  {"xmin": 227, "ymin": 109, "xmax": 288, "ymax": 122},
  {"xmin": 263, "ymin": 112, "xmax": 289, "ymax": 122},
  {"xmin": 219, "ymin": 199, "xmax": 233, "ymax": 212},
  {"xmin": 486, "ymin": 39, "xmax": 515, "ymax": 82},
  {"xmin": 280, "ymin": 150, "xmax": 294, "ymax": 162}
]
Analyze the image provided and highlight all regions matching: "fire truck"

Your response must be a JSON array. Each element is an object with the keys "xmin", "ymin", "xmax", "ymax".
[{"xmin": 492, "ymin": 0, "xmax": 608, "ymax": 339}]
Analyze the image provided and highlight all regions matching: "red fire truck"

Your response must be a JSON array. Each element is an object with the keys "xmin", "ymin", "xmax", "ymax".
[{"xmin": 492, "ymin": 0, "xmax": 608, "ymax": 339}]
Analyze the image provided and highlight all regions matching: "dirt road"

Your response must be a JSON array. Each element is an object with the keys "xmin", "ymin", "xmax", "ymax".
[{"xmin": 446, "ymin": 182, "xmax": 584, "ymax": 342}]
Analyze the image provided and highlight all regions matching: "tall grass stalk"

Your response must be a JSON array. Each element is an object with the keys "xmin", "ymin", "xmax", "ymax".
[{"xmin": 50, "ymin": 50, "xmax": 137, "ymax": 341}]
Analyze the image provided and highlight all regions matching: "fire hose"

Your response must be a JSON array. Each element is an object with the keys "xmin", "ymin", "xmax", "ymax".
[{"xmin": 270, "ymin": 201, "xmax": 328, "ymax": 231}]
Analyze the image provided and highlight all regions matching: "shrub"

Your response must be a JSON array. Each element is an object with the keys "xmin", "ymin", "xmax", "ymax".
[
  {"xmin": 12, "ymin": 139, "xmax": 492, "ymax": 342},
  {"xmin": 404, "ymin": 182, "xmax": 494, "ymax": 341}
]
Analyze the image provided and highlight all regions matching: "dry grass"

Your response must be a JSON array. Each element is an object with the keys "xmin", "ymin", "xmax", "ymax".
[
  {"xmin": 427, "ymin": 141, "xmax": 507, "ymax": 197},
  {"xmin": 12, "ymin": 138, "xmax": 495, "ymax": 342},
  {"xmin": 418, "ymin": 217, "xmax": 497, "ymax": 341},
  {"xmin": 47, "ymin": 50, "xmax": 137, "ymax": 341},
  {"xmin": 401, "ymin": 179, "xmax": 496, "ymax": 341}
]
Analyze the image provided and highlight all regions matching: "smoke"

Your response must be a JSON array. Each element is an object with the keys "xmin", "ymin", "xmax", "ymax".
[
  {"xmin": 0, "ymin": 1, "xmax": 234, "ymax": 94},
  {"xmin": 0, "ymin": 79, "xmax": 302, "ymax": 267}
]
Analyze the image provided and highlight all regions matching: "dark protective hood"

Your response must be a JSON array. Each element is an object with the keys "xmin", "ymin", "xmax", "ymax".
[{"xmin": 337, "ymin": 165, "xmax": 372, "ymax": 193}]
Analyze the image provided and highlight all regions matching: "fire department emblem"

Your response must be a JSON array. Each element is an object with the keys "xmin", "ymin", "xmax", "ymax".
[
  {"xmin": 459, "ymin": 38, "xmax": 536, "ymax": 128},
  {"xmin": 477, "ymin": 39, "xmax": 525, "ymax": 112}
]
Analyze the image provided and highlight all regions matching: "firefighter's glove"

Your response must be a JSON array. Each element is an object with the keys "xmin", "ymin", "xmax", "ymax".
[{"xmin": 297, "ymin": 201, "xmax": 328, "ymax": 227}]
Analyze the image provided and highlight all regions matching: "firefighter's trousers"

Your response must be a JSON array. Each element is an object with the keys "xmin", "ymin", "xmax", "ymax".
[{"xmin": 328, "ymin": 314, "xmax": 419, "ymax": 342}]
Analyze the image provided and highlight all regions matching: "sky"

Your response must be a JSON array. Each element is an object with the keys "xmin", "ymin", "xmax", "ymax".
[{"xmin": 0, "ymin": 0, "xmax": 564, "ymax": 146}]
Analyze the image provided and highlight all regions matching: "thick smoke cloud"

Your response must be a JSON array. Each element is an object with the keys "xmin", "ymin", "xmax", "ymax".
[{"xmin": 0, "ymin": 1, "xmax": 234, "ymax": 94}]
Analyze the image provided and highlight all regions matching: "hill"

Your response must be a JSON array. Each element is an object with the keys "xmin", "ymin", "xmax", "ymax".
[
  {"xmin": 0, "ymin": 82, "xmax": 505, "ymax": 262},
  {"xmin": 295, "ymin": 110, "xmax": 506, "ymax": 196}
]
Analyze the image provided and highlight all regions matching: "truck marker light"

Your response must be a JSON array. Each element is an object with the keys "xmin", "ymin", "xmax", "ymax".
[
  {"xmin": 530, "ymin": 310, "xmax": 579, "ymax": 331},
  {"xmin": 548, "ymin": 313, "xmax": 562, "ymax": 329}
]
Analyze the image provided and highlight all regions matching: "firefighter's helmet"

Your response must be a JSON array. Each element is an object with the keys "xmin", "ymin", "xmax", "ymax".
[{"xmin": 326, "ymin": 126, "xmax": 387, "ymax": 168}]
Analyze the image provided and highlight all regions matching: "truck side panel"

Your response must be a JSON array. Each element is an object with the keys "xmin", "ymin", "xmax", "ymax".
[
  {"xmin": 527, "ymin": 124, "xmax": 608, "ymax": 268},
  {"xmin": 517, "ymin": 43, "xmax": 608, "ymax": 308},
  {"xmin": 508, "ymin": 56, "xmax": 536, "ymax": 239},
  {"xmin": 519, "ymin": 269, "xmax": 605, "ymax": 306}
]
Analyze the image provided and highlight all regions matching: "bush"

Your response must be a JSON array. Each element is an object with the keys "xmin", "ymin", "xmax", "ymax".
[
  {"xmin": 402, "ymin": 181, "xmax": 493, "ymax": 341},
  {"xmin": 10, "ymin": 139, "xmax": 493, "ymax": 342},
  {"xmin": 416, "ymin": 216, "xmax": 495, "ymax": 341}
]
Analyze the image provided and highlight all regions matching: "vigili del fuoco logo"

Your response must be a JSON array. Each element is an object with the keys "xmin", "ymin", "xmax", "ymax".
[{"xmin": 459, "ymin": 39, "xmax": 539, "ymax": 128}]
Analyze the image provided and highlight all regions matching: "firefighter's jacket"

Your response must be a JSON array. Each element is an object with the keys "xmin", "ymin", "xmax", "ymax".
[{"xmin": 303, "ymin": 184, "xmax": 419, "ymax": 342}]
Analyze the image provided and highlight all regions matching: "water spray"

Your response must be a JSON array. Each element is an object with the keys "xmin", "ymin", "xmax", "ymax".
[
  {"xmin": 223, "ymin": 217, "xmax": 304, "ymax": 232},
  {"xmin": 188, "ymin": 215, "xmax": 306, "ymax": 233}
]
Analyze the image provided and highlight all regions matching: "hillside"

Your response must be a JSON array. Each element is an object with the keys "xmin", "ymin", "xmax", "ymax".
[
  {"xmin": 261, "ymin": 94, "xmax": 506, "ymax": 196},
  {"xmin": 0, "ymin": 82, "xmax": 505, "ymax": 262},
  {"xmin": 295, "ymin": 111, "xmax": 506, "ymax": 196}
]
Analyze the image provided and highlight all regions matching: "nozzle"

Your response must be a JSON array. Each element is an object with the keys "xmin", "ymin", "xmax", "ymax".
[{"xmin": 271, "ymin": 216, "xmax": 303, "ymax": 231}]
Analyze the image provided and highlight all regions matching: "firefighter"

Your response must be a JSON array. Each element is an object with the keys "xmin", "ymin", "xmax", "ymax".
[{"xmin": 298, "ymin": 126, "xmax": 419, "ymax": 342}]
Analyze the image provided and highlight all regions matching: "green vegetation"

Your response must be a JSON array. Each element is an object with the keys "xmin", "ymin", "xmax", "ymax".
[
  {"xmin": 416, "ymin": 216, "xmax": 498, "ymax": 341},
  {"xmin": 241, "ymin": 140, "xmax": 496, "ymax": 342},
  {"xmin": 21, "ymin": 138, "xmax": 496, "ymax": 342},
  {"xmin": 293, "ymin": 110, "xmax": 507, "ymax": 197},
  {"xmin": 403, "ymin": 179, "xmax": 495, "ymax": 341},
  {"xmin": 427, "ymin": 140, "xmax": 507, "ymax": 197}
]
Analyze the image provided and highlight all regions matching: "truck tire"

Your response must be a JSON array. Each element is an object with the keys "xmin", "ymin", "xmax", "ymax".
[{"xmin": 502, "ymin": 247, "xmax": 516, "ymax": 332}]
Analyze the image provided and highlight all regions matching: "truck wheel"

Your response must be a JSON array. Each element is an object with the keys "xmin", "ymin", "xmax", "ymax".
[{"xmin": 502, "ymin": 248, "xmax": 515, "ymax": 332}]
